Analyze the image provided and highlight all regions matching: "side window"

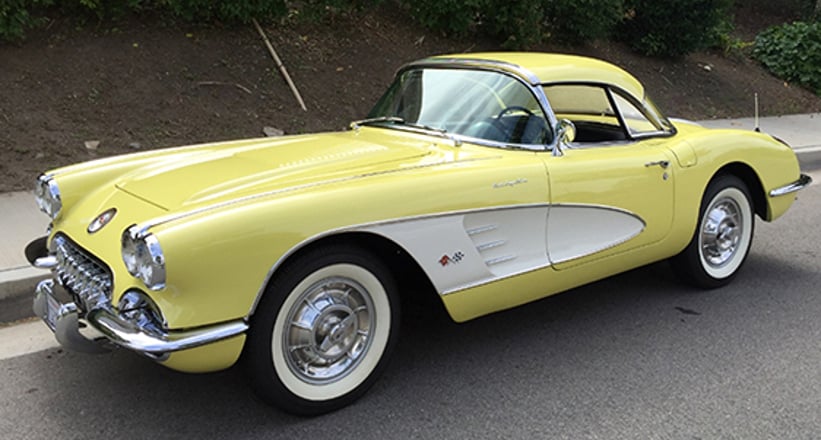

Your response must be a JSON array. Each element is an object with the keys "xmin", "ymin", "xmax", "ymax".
[
  {"xmin": 610, "ymin": 91, "xmax": 664, "ymax": 135},
  {"xmin": 543, "ymin": 84, "xmax": 626, "ymax": 143}
]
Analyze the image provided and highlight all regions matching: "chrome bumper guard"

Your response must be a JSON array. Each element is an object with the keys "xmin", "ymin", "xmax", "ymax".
[
  {"xmin": 769, "ymin": 173, "xmax": 813, "ymax": 197},
  {"xmin": 33, "ymin": 279, "xmax": 248, "ymax": 357}
]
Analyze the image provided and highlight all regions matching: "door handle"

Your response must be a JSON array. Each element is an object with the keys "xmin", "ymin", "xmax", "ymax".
[{"xmin": 644, "ymin": 160, "xmax": 670, "ymax": 169}]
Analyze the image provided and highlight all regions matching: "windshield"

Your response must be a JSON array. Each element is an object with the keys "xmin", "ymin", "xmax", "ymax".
[{"xmin": 367, "ymin": 68, "xmax": 552, "ymax": 146}]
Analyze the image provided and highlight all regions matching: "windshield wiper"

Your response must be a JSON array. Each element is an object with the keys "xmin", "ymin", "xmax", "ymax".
[
  {"xmin": 349, "ymin": 116, "xmax": 447, "ymax": 134},
  {"xmin": 349, "ymin": 116, "xmax": 405, "ymax": 130},
  {"xmin": 349, "ymin": 116, "xmax": 456, "ymax": 144}
]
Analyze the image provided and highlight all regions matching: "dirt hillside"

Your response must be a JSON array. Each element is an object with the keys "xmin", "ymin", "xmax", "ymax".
[{"xmin": 1, "ymin": 4, "xmax": 819, "ymax": 192}]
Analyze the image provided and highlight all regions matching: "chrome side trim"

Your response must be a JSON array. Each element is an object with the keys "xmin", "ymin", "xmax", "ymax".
[
  {"xmin": 476, "ymin": 240, "xmax": 506, "ymax": 251},
  {"xmin": 485, "ymin": 255, "xmax": 517, "ymax": 266},
  {"xmin": 248, "ymin": 202, "xmax": 646, "ymax": 311},
  {"xmin": 769, "ymin": 174, "xmax": 812, "ymax": 197},
  {"xmin": 366, "ymin": 125, "xmax": 549, "ymax": 152},
  {"xmin": 467, "ymin": 224, "xmax": 498, "ymax": 236},
  {"xmin": 440, "ymin": 263, "xmax": 554, "ymax": 296},
  {"xmin": 247, "ymin": 203, "xmax": 551, "ymax": 316}
]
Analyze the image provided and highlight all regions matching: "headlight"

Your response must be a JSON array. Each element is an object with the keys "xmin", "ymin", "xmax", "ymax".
[
  {"xmin": 34, "ymin": 175, "xmax": 62, "ymax": 219},
  {"xmin": 122, "ymin": 225, "xmax": 166, "ymax": 291}
]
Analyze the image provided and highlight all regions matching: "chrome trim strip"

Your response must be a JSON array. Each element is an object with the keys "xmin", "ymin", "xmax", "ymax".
[
  {"xmin": 248, "ymin": 202, "xmax": 645, "ymax": 310},
  {"xmin": 397, "ymin": 58, "xmax": 560, "ymax": 150},
  {"xmin": 441, "ymin": 263, "xmax": 554, "ymax": 296},
  {"xmin": 485, "ymin": 255, "xmax": 517, "ymax": 266},
  {"xmin": 467, "ymin": 224, "xmax": 499, "ymax": 236},
  {"xmin": 769, "ymin": 174, "xmax": 812, "ymax": 197},
  {"xmin": 247, "ymin": 203, "xmax": 551, "ymax": 316},
  {"xmin": 476, "ymin": 240, "xmax": 506, "ymax": 251},
  {"xmin": 365, "ymin": 125, "xmax": 549, "ymax": 152}
]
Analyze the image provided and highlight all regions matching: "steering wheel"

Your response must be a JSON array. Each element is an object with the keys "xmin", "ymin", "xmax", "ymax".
[
  {"xmin": 494, "ymin": 106, "xmax": 536, "ymax": 142},
  {"xmin": 496, "ymin": 105, "xmax": 535, "ymax": 120}
]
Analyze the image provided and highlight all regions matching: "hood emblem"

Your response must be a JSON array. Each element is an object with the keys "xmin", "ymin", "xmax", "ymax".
[{"xmin": 88, "ymin": 208, "xmax": 117, "ymax": 234}]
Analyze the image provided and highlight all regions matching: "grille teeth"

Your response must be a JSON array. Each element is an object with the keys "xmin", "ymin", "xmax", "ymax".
[{"xmin": 53, "ymin": 235, "xmax": 112, "ymax": 311}]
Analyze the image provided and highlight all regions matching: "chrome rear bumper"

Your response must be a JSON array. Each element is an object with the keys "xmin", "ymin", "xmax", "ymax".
[
  {"xmin": 33, "ymin": 279, "xmax": 248, "ymax": 358},
  {"xmin": 769, "ymin": 174, "xmax": 813, "ymax": 197}
]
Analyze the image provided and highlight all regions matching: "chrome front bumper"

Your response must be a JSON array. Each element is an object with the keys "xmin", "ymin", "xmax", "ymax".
[
  {"xmin": 33, "ymin": 278, "xmax": 248, "ymax": 358},
  {"xmin": 769, "ymin": 173, "xmax": 813, "ymax": 197}
]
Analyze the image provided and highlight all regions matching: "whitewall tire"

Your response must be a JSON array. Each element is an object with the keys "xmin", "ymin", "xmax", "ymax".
[
  {"xmin": 245, "ymin": 245, "xmax": 399, "ymax": 415},
  {"xmin": 672, "ymin": 175, "xmax": 755, "ymax": 288}
]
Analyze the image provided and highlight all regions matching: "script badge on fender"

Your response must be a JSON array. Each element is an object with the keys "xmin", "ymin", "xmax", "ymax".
[{"xmin": 87, "ymin": 208, "xmax": 117, "ymax": 234}]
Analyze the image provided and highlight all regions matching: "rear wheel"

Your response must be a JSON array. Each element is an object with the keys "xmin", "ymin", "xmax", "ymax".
[
  {"xmin": 245, "ymin": 245, "xmax": 399, "ymax": 415},
  {"xmin": 672, "ymin": 175, "xmax": 754, "ymax": 288}
]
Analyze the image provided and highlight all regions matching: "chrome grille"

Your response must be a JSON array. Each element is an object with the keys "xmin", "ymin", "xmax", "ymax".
[{"xmin": 52, "ymin": 234, "xmax": 112, "ymax": 310}]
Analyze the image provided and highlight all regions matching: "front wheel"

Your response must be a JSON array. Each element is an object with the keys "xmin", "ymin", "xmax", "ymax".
[
  {"xmin": 245, "ymin": 245, "xmax": 399, "ymax": 415},
  {"xmin": 671, "ymin": 175, "xmax": 754, "ymax": 288}
]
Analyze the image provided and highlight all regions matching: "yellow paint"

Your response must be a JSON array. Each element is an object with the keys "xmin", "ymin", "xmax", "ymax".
[
  {"xmin": 160, "ymin": 334, "xmax": 245, "ymax": 373},
  {"xmin": 38, "ymin": 54, "xmax": 804, "ymax": 373}
]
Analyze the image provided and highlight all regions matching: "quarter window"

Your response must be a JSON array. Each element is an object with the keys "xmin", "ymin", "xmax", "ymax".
[
  {"xmin": 611, "ymin": 92, "xmax": 664, "ymax": 135},
  {"xmin": 543, "ymin": 84, "xmax": 673, "ymax": 143}
]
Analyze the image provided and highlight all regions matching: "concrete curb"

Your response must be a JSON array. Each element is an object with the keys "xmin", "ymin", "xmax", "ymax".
[
  {"xmin": 0, "ymin": 267, "xmax": 47, "ymax": 300},
  {"xmin": 0, "ymin": 267, "xmax": 48, "ymax": 323}
]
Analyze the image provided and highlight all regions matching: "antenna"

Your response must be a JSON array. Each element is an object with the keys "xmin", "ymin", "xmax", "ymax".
[{"xmin": 754, "ymin": 93, "xmax": 760, "ymax": 132}]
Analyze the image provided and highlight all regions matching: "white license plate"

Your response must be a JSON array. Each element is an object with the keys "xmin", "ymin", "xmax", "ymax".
[{"xmin": 44, "ymin": 292, "xmax": 61, "ymax": 330}]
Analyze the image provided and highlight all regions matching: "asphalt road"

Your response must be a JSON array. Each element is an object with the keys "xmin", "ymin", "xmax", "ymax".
[{"xmin": 2, "ymin": 183, "xmax": 820, "ymax": 440}]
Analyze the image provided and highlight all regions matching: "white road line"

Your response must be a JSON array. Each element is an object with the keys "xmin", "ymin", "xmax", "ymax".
[
  {"xmin": 795, "ymin": 145, "xmax": 821, "ymax": 154},
  {"xmin": 0, "ymin": 320, "xmax": 60, "ymax": 361}
]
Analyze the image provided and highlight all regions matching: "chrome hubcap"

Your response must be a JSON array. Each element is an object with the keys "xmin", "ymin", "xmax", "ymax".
[
  {"xmin": 283, "ymin": 277, "xmax": 373, "ymax": 384},
  {"xmin": 701, "ymin": 197, "xmax": 743, "ymax": 267}
]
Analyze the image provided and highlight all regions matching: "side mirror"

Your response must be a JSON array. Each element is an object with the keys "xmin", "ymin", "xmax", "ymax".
[{"xmin": 553, "ymin": 119, "xmax": 576, "ymax": 157}]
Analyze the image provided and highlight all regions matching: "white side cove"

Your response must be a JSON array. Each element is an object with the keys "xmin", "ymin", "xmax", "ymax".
[
  {"xmin": 359, "ymin": 204, "xmax": 646, "ymax": 295},
  {"xmin": 547, "ymin": 205, "xmax": 645, "ymax": 265},
  {"xmin": 361, "ymin": 206, "xmax": 550, "ymax": 294}
]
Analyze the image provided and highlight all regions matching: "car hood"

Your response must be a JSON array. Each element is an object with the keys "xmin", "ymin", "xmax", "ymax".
[{"xmin": 114, "ymin": 129, "xmax": 447, "ymax": 210}]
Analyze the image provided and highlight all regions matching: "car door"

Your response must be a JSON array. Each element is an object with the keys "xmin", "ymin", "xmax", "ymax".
[{"xmin": 541, "ymin": 84, "xmax": 675, "ymax": 269}]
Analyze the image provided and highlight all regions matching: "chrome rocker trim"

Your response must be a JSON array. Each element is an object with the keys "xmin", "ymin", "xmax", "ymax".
[
  {"xmin": 33, "ymin": 279, "xmax": 248, "ymax": 358},
  {"xmin": 769, "ymin": 174, "xmax": 813, "ymax": 197}
]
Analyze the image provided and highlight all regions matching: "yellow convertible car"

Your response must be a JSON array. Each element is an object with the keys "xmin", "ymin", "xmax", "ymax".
[{"xmin": 26, "ymin": 52, "xmax": 810, "ymax": 415}]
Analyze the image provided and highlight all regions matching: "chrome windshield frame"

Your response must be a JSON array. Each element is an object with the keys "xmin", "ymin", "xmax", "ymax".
[{"xmin": 382, "ymin": 58, "xmax": 561, "ymax": 152}]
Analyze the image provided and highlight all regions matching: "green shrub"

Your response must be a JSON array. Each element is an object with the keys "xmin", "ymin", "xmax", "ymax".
[
  {"xmin": 406, "ymin": 0, "xmax": 487, "ymax": 37},
  {"xmin": 161, "ymin": 0, "xmax": 286, "ymax": 23},
  {"xmin": 486, "ymin": 0, "xmax": 544, "ymax": 48},
  {"xmin": 753, "ymin": 21, "xmax": 821, "ymax": 94},
  {"xmin": 620, "ymin": 0, "xmax": 733, "ymax": 57},
  {"xmin": 295, "ymin": 0, "xmax": 382, "ymax": 20},
  {"xmin": 543, "ymin": 0, "xmax": 623, "ymax": 43},
  {"xmin": 1, "ymin": 0, "xmax": 290, "ymax": 41},
  {"xmin": 747, "ymin": 0, "xmax": 819, "ymax": 21},
  {"xmin": 406, "ymin": 0, "xmax": 624, "ymax": 48},
  {"xmin": 0, "ymin": 0, "xmax": 51, "ymax": 41}
]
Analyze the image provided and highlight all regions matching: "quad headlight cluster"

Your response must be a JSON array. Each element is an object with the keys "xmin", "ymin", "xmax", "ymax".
[
  {"xmin": 34, "ymin": 175, "xmax": 62, "ymax": 219},
  {"xmin": 122, "ymin": 225, "xmax": 166, "ymax": 291}
]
